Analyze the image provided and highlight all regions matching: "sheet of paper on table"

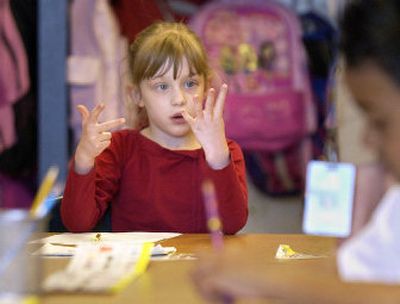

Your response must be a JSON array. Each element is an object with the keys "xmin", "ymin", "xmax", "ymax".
[
  {"xmin": 43, "ymin": 242, "xmax": 154, "ymax": 293},
  {"xmin": 33, "ymin": 242, "xmax": 177, "ymax": 257},
  {"xmin": 31, "ymin": 232, "xmax": 181, "ymax": 245}
]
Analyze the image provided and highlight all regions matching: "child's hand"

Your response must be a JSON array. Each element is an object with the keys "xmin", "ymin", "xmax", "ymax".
[
  {"xmin": 74, "ymin": 103, "xmax": 125, "ymax": 174},
  {"xmin": 182, "ymin": 84, "xmax": 230, "ymax": 170},
  {"xmin": 192, "ymin": 247, "xmax": 274, "ymax": 301}
]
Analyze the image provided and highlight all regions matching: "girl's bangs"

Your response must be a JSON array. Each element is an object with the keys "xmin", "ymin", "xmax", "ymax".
[{"xmin": 143, "ymin": 39, "xmax": 204, "ymax": 80}]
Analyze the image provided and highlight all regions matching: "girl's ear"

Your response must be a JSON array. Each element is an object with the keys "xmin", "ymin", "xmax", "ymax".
[{"xmin": 128, "ymin": 84, "xmax": 144, "ymax": 107}]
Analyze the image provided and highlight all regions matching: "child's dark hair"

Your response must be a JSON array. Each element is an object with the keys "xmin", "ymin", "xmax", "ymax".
[
  {"xmin": 340, "ymin": 0, "xmax": 400, "ymax": 84},
  {"xmin": 128, "ymin": 22, "xmax": 211, "ymax": 86}
]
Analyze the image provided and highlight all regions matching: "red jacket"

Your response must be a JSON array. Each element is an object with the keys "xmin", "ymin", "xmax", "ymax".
[{"xmin": 61, "ymin": 129, "xmax": 248, "ymax": 234}]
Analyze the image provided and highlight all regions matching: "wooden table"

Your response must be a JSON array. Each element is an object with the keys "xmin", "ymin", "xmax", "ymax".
[{"xmin": 40, "ymin": 234, "xmax": 338, "ymax": 304}]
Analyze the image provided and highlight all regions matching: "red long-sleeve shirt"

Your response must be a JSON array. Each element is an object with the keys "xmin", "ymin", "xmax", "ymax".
[{"xmin": 61, "ymin": 129, "xmax": 248, "ymax": 234}]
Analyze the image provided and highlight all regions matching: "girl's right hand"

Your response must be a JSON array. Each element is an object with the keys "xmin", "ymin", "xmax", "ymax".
[{"xmin": 74, "ymin": 103, "xmax": 126, "ymax": 174}]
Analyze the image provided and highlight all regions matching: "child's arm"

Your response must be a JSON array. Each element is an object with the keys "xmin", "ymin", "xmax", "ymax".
[
  {"xmin": 201, "ymin": 140, "xmax": 248, "ymax": 234},
  {"xmin": 61, "ymin": 104, "xmax": 125, "ymax": 231},
  {"xmin": 61, "ymin": 160, "xmax": 107, "ymax": 232},
  {"xmin": 75, "ymin": 103, "xmax": 125, "ymax": 174},
  {"xmin": 61, "ymin": 131, "xmax": 126, "ymax": 232},
  {"xmin": 182, "ymin": 84, "xmax": 230, "ymax": 170}
]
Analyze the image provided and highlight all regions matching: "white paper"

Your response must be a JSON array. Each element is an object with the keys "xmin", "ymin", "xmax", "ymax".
[
  {"xmin": 43, "ymin": 242, "xmax": 147, "ymax": 293},
  {"xmin": 31, "ymin": 232, "xmax": 181, "ymax": 245},
  {"xmin": 33, "ymin": 243, "xmax": 76, "ymax": 256},
  {"xmin": 151, "ymin": 244, "xmax": 176, "ymax": 256},
  {"xmin": 33, "ymin": 242, "xmax": 176, "ymax": 257}
]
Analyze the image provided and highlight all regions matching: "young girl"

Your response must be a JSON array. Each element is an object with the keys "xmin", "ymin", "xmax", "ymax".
[
  {"xmin": 192, "ymin": 0, "xmax": 400, "ymax": 302},
  {"xmin": 61, "ymin": 22, "xmax": 248, "ymax": 233}
]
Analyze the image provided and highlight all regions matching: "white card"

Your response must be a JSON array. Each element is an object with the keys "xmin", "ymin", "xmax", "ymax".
[
  {"xmin": 303, "ymin": 160, "xmax": 356, "ymax": 237},
  {"xmin": 43, "ymin": 242, "xmax": 151, "ymax": 293}
]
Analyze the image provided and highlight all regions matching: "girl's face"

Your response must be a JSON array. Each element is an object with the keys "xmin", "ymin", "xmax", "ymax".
[
  {"xmin": 136, "ymin": 57, "xmax": 206, "ymax": 149},
  {"xmin": 345, "ymin": 62, "xmax": 400, "ymax": 180}
]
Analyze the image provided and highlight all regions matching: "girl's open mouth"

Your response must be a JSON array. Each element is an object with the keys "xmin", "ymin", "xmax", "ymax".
[{"xmin": 171, "ymin": 113, "xmax": 186, "ymax": 124}]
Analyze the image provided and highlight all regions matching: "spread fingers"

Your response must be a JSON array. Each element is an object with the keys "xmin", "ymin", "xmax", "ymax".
[{"xmin": 97, "ymin": 117, "xmax": 126, "ymax": 133}]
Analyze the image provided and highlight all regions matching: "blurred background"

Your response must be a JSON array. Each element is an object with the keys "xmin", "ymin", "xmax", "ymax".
[{"xmin": 0, "ymin": 0, "xmax": 348, "ymax": 233}]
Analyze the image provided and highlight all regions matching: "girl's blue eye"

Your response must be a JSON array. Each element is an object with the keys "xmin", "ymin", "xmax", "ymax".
[
  {"xmin": 157, "ymin": 84, "xmax": 168, "ymax": 90},
  {"xmin": 185, "ymin": 80, "xmax": 197, "ymax": 88}
]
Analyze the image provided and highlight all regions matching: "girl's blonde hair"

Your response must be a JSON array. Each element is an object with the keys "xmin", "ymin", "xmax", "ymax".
[
  {"xmin": 126, "ymin": 22, "xmax": 211, "ymax": 129},
  {"xmin": 129, "ymin": 22, "xmax": 211, "ymax": 86}
]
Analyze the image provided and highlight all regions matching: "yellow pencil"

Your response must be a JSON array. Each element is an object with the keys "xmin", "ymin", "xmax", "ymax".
[{"xmin": 30, "ymin": 166, "xmax": 59, "ymax": 217}]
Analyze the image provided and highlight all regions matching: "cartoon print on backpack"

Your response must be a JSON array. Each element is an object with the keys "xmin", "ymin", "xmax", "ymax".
[
  {"xmin": 220, "ymin": 45, "xmax": 236, "ymax": 76},
  {"xmin": 238, "ymin": 43, "xmax": 260, "ymax": 92},
  {"xmin": 258, "ymin": 40, "xmax": 277, "ymax": 73},
  {"xmin": 238, "ymin": 43, "xmax": 257, "ymax": 74}
]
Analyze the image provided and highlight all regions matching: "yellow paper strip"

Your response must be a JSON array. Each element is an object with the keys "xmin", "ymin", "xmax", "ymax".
[{"xmin": 110, "ymin": 242, "xmax": 154, "ymax": 293}]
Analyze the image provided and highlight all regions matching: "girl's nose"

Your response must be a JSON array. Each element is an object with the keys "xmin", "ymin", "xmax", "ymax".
[{"xmin": 172, "ymin": 88, "xmax": 187, "ymax": 106}]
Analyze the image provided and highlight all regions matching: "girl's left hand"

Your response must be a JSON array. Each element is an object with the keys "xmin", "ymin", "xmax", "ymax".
[{"xmin": 182, "ymin": 84, "xmax": 230, "ymax": 170}]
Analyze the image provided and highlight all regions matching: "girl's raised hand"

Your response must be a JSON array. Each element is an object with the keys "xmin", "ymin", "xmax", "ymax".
[
  {"xmin": 74, "ymin": 103, "xmax": 125, "ymax": 174},
  {"xmin": 182, "ymin": 84, "xmax": 229, "ymax": 170}
]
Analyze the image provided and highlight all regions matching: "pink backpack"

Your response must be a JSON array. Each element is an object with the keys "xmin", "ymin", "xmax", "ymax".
[{"xmin": 190, "ymin": 0, "xmax": 316, "ymax": 152}]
